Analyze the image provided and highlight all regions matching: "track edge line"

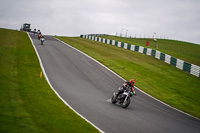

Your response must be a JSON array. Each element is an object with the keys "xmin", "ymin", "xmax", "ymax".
[
  {"xmin": 55, "ymin": 36, "xmax": 200, "ymax": 121},
  {"xmin": 27, "ymin": 33, "xmax": 105, "ymax": 133}
]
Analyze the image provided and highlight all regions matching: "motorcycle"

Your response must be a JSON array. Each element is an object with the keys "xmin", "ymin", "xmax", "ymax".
[
  {"xmin": 41, "ymin": 38, "xmax": 45, "ymax": 45},
  {"xmin": 111, "ymin": 87, "xmax": 133, "ymax": 108}
]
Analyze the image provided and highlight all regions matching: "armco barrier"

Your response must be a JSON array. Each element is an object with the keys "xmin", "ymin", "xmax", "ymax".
[{"xmin": 81, "ymin": 35, "xmax": 200, "ymax": 78}]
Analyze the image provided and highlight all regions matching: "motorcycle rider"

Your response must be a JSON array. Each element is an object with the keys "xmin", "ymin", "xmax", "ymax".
[
  {"xmin": 38, "ymin": 33, "xmax": 42, "ymax": 40},
  {"xmin": 116, "ymin": 79, "xmax": 136, "ymax": 98},
  {"xmin": 41, "ymin": 35, "xmax": 45, "ymax": 45}
]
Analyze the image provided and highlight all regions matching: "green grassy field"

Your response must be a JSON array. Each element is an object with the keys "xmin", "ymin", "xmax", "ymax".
[
  {"xmin": 56, "ymin": 36, "xmax": 200, "ymax": 119},
  {"xmin": 0, "ymin": 28, "xmax": 99, "ymax": 133},
  {"xmin": 101, "ymin": 36, "xmax": 200, "ymax": 66}
]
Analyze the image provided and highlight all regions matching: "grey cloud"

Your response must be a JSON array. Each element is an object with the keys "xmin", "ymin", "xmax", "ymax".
[{"xmin": 0, "ymin": 0, "xmax": 200, "ymax": 44}]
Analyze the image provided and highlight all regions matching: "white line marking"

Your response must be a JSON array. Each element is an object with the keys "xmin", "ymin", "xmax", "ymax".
[
  {"xmin": 55, "ymin": 37, "xmax": 200, "ymax": 121},
  {"xmin": 27, "ymin": 33, "xmax": 105, "ymax": 133},
  {"xmin": 106, "ymin": 99, "xmax": 111, "ymax": 103}
]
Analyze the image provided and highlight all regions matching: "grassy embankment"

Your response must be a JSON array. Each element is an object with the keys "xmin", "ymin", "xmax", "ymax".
[
  {"xmin": 0, "ymin": 28, "xmax": 99, "ymax": 133},
  {"xmin": 102, "ymin": 36, "xmax": 200, "ymax": 66},
  {"xmin": 56, "ymin": 36, "xmax": 200, "ymax": 119}
]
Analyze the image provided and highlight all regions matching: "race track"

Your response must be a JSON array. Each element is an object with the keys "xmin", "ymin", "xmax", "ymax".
[{"xmin": 29, "ymin": 33, "xmax": 200, "ymax": 133}]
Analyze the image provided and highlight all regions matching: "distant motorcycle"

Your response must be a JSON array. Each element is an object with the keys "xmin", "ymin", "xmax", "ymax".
[
  {"xmin": 41, "ymin": 38, "xmax": 45, "ymax": 45},
  {"xmin": 111, "ymin": 87, "xmax": 133, "ymax": 108}
]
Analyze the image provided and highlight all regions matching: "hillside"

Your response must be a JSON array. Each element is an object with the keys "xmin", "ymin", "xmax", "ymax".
[
  {"xmin": 101, "ymin": 36, "xmax": 200, "ymax": 66},
  {"xmin": 0, "ymin": 28, "xmax": 98, "ymax": 133},
  {"xmin": 56, "ymin": 36, "xmax": 200, "ymax": 118}
]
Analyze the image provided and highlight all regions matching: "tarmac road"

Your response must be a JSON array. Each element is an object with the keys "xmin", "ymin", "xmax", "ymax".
[{"xmin": 29, "ymin": 33, "xmax": 200, "ymax": 133}]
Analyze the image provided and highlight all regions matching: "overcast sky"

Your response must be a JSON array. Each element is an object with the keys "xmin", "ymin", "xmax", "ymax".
[{"xmin": 1, "ymin": 0, "xmax": 200, "ymax": 44}]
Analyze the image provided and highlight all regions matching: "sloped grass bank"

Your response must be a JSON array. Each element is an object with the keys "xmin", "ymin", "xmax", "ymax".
[
  {"xmin": 0, "ymin": 28, "xmax": 98, "ymax": 133},
  {"xmin": 101, "ymin": 36, "xmax": 200, "ymax": 66},
  {"xmin": 56, "ymin": 36, "xmax": 200, "ymax": 119}
]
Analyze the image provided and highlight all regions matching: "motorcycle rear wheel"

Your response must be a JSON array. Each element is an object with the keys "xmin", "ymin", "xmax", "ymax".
[{"xmin": 111, "ymin": 95, "xmax": 117, "ymax": 104}]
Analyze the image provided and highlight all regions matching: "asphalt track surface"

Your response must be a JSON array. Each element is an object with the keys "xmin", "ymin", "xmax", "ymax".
[{"xmin": 29, "ymin": 33, "xmax": 200, "ymax": 133}]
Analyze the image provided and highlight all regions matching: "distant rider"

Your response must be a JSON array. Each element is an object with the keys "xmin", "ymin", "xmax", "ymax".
[
  {"xmin": 38, "ymin": 33, "xmax": 41, "ymax": 40},
  {"xmin": 41, "ymin": 35, "xmax": 45, "ymax": 45},
  {"xmin": 116, "ymin": 79, "xmax": 136, "ymax": 97},
  {"xmin": 34, "ymin": 28, "xmax": 36, "ymax": 34}
]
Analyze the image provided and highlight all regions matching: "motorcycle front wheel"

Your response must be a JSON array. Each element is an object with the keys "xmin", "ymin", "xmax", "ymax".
[{"xmin": 122, "ymin": 97, "xmax": 131, "ymax": 108}]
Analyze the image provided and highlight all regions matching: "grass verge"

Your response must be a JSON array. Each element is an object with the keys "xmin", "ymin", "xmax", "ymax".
[
  {"xmin": 56, "ymin": 36, "xmax": 200, "ymax": 119},
  {"xmin": 0, "ymin": 28, "xmax": 99, "ymax": 133},
  {"xmin": 101, "ymin": 36, "xmax": 200, "ymax": 66}
]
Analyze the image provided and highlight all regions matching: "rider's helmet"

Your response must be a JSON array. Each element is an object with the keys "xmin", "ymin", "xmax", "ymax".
[{"xmin": 129, "ymin": 79, "xmax": 135, "ymax": 86}]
